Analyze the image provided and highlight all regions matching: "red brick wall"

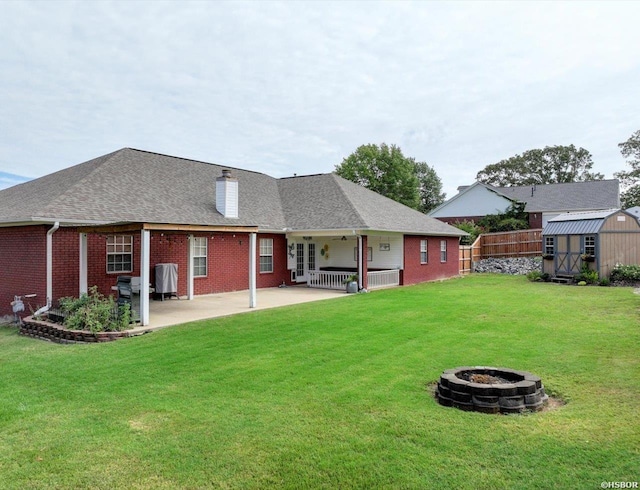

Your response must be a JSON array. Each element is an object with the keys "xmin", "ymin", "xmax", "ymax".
[
  {"xmin": 402, "ymin": 236, "xmax": 460, "ymax": 285},
  {"xmin": 151, "ymin": 233, "xmax": 189, "ymax": 296},
  {"xmin": 87, "ymin": 232, "xmax": 142, "ymax": 299},
  {"xmin": 528, "ymin": 213, "xmax": 542, "ymax": 229},
  {"xmin": 53, "ymin": 227, "xmax": 80, "ymax": 300},
  {"xmin": 85, "ymin": 231, "xmax": 291, "ymax": 299},
  {"xmin": 0, "ymin": 226, "xmax": 293, "ymax": 316},
  {"xmin": 0, "ymin": 226, "xmax": 47, "ymax": 316}
]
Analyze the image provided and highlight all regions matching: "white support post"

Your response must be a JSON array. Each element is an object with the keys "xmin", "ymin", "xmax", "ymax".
[
  {"xmin": 79, "ymin": 233, "xmax": 88, "ymax": 295},
  {"xmin": 187, "ymin": 234, "xmax": 194, "ymax": 300},
  {"xmin": 140, "ymin": 229, "xmax": 151, "ymax": 326},
  {"xmin": 357, "ymin": 235, "xmax": 363, "ymax": 290},
  {"xmin": 249, "ymin": 233, "xmax": 257, "ymax": 308},
  {"xmin": 46, "ymin": 222, "xmax": 60, "ymax": 307}
]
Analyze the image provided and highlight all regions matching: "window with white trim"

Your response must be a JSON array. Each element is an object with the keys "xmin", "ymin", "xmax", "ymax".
[
  {"xmin": 584, "ymin": 235, "xmax": 595, "ymax": 256},
  {"xmin": 260, "ymin": 238, "xmax": 273, "ymax": 273},
  {"xmin": 193, "ymin": 236, "xmax": 207, "ymax": 277},
  {"xmin": 440, "ymin": 240, "xmax": 447, "ymax": 263},
  {"xmin": 420, "ymin": 239, "xmax": 428, "ymax": 264},
  {"xmin": 107, "ymin": 235, "xmax": 133, "ymax": 273},
  {"xmin": 544, "ymin": 236, "xmax": 555, "ymax": 255}
]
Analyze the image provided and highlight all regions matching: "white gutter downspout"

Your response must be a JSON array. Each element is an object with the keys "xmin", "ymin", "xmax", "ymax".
[{"xmin": 46, "ymin": 222, "xmax": 60, "ymax": 308}]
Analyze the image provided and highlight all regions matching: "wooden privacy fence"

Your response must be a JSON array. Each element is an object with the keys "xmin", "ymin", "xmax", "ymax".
[
  {"xmin": 477, "ymin": 229, "xmax": 543, "ymax": 260},
  {"xmin": 459, "ymin": 246, "xmax": 472, "ymax": 275},
  {"xmin": 459, "ymin": 229, "xmax": 543, "ymax": 273}
]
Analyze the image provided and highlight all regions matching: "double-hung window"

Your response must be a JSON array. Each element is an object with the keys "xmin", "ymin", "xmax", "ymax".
[
  {"xmin": 420, "ymin": 239, "xmax": 428, "ymax": 264},
  {"xmin": 440, "ymin": 240, "xmax": 447, "ymax": 263},
  {"xmin": 260, "ymin": 238, "xmax": 273, "ymax": 273},
  {"xmin": 193, "ymin": 236, "xmax": 207, "ymax": 277},
  {"xmin": 544, "ymin": 237, "xmax": 555, "ymax": 255},
  {"xmin": 584, "ymin": 235, "xmax": 595, "ymax": 256},
  {"xmin": 107, "ymin": 235, "xmax": 133, "ymax": 273}
]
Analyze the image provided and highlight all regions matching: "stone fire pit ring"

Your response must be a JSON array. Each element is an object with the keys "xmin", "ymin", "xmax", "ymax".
[{"xmin": 435, "ymin": 366, "xmax": 548, "ymax": 414}]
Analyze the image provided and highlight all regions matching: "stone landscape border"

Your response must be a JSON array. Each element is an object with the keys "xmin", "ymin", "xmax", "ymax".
[
  {"xmin": 19, "ymin": 316, "xmax": 143, "ymax": 344},
  {"xmin": 435, "ymin": 366, "xmax": 548, "ymax": 414}
]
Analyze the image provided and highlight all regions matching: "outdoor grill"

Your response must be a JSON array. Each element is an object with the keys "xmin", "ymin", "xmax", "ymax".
[{"xmin": 116, "ymin": 276, "xmax": 140, "ymax": 321}]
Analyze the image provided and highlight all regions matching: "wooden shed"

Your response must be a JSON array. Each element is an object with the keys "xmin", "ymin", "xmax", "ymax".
[{"xmin": 542, "ymin": 209, "xmax": 640, "ymax": 280}]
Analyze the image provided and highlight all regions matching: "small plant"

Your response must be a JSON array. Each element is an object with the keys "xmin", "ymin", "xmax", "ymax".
[
  {"xmin": 526, "ymin": 271, "xmax": 550, "ymax": 282},
  {"xmin": 526, "ymin": 270, "xmax": 543, "ymax": 282},
  {"xmin": 342, "ymin": 274, "xmax": 358, "ymax": 284},
  {"xmin": 598, "ymin": 277, "xmax": 610, "ymax": 287},
  {"xmin": 59, "ymin": 286, "xmax": 131, "ymax": 333},
  {"xmin": 576, "ymin": 265, "xmax": 598, "ymax": 285}
]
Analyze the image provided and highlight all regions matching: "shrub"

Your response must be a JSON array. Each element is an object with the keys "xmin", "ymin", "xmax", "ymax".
[
  {"xmin": 576, "ymin": 266, "xmax": 599, "ymax": 285},
  {"xmin": 526, "ymin": 270, "xmax": 543, "ymax": 282},
  {"xmin": 610, "ymin": 264, "xmax": 640, "ymax": 282},
  {"xmin": 59, "ymin": 286, "xmax": 131, "ymax": 333},
  {"xmin": 478, "ymin": 202, "xmax": 529, "ymax": 233},
  {"xmin": 526, "ymin": 271, "xmax": 551, "ymax": 283},
  {"xmin": 454, "ymin": 220, "xmax": 481, "ymax": 245},
  {"xmin": 598, "ymin": 277, "xmax": 610, "ymax": 287}
]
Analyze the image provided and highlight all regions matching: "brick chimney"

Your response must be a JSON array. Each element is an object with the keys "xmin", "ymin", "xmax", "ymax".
[{"xmin": 216, "ymin": 169, "xmax": 238, "ymax": 218}]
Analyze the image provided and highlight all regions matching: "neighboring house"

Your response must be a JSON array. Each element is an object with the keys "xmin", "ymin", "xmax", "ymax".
[
  {"xmin": 541, "ymin": 209, "xmax": 640, "ymax": 279},
  {"xmin": 626, "ymin": 206, "xmax": 640, "ymax": 221},
  {"xmin": 429, "ymin": 180, "xmax": 620, "ymax": 228},
  {"xmin": 0, "ymin": 148, "xmax": 466, "ymax": 325}
]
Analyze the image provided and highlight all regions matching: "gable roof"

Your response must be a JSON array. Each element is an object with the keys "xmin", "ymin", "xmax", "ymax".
[
  {"xmin": 0, "ymin": 148, "xmax": 465, "ymax": 237},
  {"xmin": 0, "ymin": 148, "xmax": 287, "ymax": 228},
  {"xmin": 490, "ymin": 180, "xmax": 620, "ymax": 212},
  {"xmin": 278, "ymin": 174, "xmax": 465, "ymax": 235},
  {"xmin": 429, "ymin": 180, "xmax": 620, "ymax": 218}
]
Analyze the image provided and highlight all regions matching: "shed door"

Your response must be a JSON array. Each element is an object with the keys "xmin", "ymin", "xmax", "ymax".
[{"xmin": 555, "ymin": 235, "xmax": 581, "ymax": 275}]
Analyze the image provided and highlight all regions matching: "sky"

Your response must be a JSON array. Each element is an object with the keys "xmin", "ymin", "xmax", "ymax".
[{"xmin": 1, "ymin": 1, "xmax": 639, "ymax": 198}]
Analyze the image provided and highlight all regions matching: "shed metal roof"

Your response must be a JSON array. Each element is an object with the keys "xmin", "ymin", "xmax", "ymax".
[
  {"xmin": 542, "ymin": 209, "xmax": 621, "ymax": 235},
  {"xmin": 543, "ymin": 219, "xmax": 605, "ymax": 235}
]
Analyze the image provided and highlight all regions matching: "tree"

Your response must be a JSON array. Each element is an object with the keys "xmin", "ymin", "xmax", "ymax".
[
  {"xmin": 614, "ymin": 130, "xmax": 640, "ymax": 209},
  {"xmin": 476, "ymin": 145, "xmax": 604, "ymax": 186},
  {"xmin": 335, "ymin": 143, "xmax": 446, "ymax": 213},
  {"xmin": 414, "ymin": 162, "xmax": 446, "ymax": 213}
]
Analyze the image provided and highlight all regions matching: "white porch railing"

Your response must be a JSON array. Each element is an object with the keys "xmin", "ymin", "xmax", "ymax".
[
  {"xmin": 307, "ymin": 271, "xmax": 352, "ymax": 290},
  {"xmin": 367, "ymin": 269, "xmax": 400, "ymax": 290},
  {"xmin": 307, "ymin": 269, "xmax": 400, "ymax": 291}
]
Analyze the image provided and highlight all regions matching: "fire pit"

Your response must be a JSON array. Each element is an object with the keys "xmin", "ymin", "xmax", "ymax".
[{"xmin": 435, "ymin": 366, "xmax": 548, "ymax": 414}]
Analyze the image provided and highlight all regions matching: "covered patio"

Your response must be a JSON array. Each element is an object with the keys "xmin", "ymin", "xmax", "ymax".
[{"xmin": 132, "ymin": 286, "xmax": 348, "ymax": 331}]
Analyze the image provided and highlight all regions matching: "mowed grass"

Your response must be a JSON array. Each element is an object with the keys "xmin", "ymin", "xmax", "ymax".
[{"xmin": 0, "ymin": 274, "xmax": 638, "ymax": 489}]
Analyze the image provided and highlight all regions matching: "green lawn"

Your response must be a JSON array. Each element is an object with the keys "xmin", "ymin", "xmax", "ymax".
[{"xmin": 1, "ymin": 275, "xmax": 638, "ymax": 489}]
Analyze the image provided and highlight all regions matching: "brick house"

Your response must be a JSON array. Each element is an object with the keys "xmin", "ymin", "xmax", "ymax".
[{"xmin": 0, "ymin": 148, "xmax": 466, "ymax": 325}]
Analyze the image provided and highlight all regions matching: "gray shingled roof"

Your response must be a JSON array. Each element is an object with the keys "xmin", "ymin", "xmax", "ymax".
[
  {"xmin": 0, "ymin": 149, "xmax": 286, "ymax": 228},
  {"xmin": 0, "ymin": 148, "xmax": 465, "ymax": 236},
  {"xmin": 490, "ymin": 180, "xmax": 620, "ymax": 212},
  {"xmin": 278, "ymin": 174, "xmax": 466, "ymax": 235}
]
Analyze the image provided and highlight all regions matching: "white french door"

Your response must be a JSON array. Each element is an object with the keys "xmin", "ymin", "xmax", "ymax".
[{"xmin": 295, "ymin": 242, "xmax": 316, "ymax": 283}]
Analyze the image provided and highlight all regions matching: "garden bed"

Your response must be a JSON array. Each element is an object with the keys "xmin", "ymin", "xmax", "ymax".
[{"xmin": 20, "ymin": 316, "xmax": 138, "ymax": 344}]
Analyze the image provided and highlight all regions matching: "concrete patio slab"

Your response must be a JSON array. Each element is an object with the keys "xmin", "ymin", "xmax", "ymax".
[{"xmin": 138, "ymin": 286, "xmax": 349, "ymax": 331}]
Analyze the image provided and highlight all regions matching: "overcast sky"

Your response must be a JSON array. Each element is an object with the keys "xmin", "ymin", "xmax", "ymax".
[{"xmin": 1, "ymin": 1, "xmax": 639, "ymax": 198}]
